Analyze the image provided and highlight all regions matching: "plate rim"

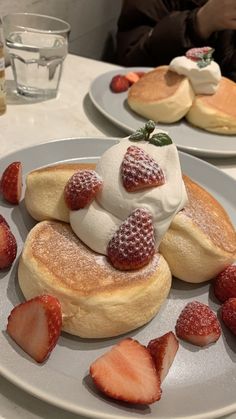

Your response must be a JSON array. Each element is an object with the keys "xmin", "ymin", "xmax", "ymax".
[{"xmin": 0, "ymin": 137, "xmax": 236, "ymax": 419}]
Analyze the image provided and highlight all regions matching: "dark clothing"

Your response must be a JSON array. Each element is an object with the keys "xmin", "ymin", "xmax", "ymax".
[{"xmin": 116, "ymin": 0, "xmax": 236, "ymax": 81}]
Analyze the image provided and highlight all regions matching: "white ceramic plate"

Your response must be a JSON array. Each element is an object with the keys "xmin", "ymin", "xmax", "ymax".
[
  {"xmin": 0, "ymin": 138, "xmax": 236, "ymax": 419},
  {"xmin": 89, "ymin": 68, "xmax": 236, "ymax": 158}
]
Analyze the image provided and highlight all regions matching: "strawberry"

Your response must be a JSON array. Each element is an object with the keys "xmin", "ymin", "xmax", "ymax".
[
  {"xmin": 7, "ymin": 295, "xmax": 62, "ymax": 363},
  {"xmin": 90, "ymin": 337, "xmax": 161, "ymax": 405},
  {"xmin": 147, "ymin": 331, "xmax": 179, "ymax": 383},
  {"xmin": 107, "ymin": 208, "xmax": 155, "ymax": 270},
  {"xmin": 125, "ymin": 71, "xmax": 140, "ymax": 85},
  {"xmin": 64, "ymin": 170, "xmax": 103, "ymax": 210},
  {"xmin": 185, "ymin": 47, "xmax": 213, "ymax": 62},
  {"xmin": 121, "ymin": 146, "xmax": 165, "ymax": 192},
  {"xmin": 221, "ymin": 297, "xmax": 236, "ymax": 336},
  {"xmin": 213, "ymin": 265, "xmax": 236, "ymax": 303},
  {"xmin": 0, "ymin": 220, "xmax": 17, "ymax": 269},
  {"xmin": 175, "ymin": 301, "xmax": 221, "ymax": 347},
  {"xmin": 110, "ymin": 74, "xmax": 130, "ymax": 93},
  {"xmin": 0, "ymin": 161, "xmax": 22, "ymax": 204}
]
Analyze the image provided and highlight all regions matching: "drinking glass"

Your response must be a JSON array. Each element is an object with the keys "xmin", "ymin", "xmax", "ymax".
[{"xmin": 2, "ymin": 13, "xmax": 71, "ymax": 98}]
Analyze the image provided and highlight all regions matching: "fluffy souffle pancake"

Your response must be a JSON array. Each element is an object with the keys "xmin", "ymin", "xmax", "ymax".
[
  {"xmin": 186, "ymin": 77, "xmax": 236, "ymax": 134},
  {"xmin": 25, "ymin": 163, "xmax": 94, "ymax": 223},
  {"xmin": 160, "ymin": 175, "xmax": 236, "ymax": 283},
  {"xmin": 18, "ymin": 220, "xmax": 172, "ymax": 338},
  {"xmin": 127, "ymin": 66, "xmax": 194, "ymax": 123}
]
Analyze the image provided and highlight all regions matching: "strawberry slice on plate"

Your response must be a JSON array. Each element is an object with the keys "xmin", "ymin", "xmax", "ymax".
[
  {"xmin": 221, "ymin": 297, "xmax": 236, "ymax": 336},
  {"xmin": 7, "ymin": 295, "xmax": 62, "ymax": 363},
  {"xmin": 110, "ymin": 75, "xmax": 130, "ymax": 93},
  {"xmin": 0, "ymin": 217, "xmax": 17, "ymax": 269},
  {"xmin": 107, "ymin": 207, "xmax": 155, "ymax": 270},
  {"xmin": 64, "ymin": 169, "xmax": 103, "ymax": 210},
  {"xmin": 175, "ymin": 301, "xmax": 221, "ymax": 347},
  {"xmin": 147, "ymin": 331, "xmax": 179, "ymax": 383},
  {"xmin": 90, "ymin": 337, "xmax": 161, "ymax": 405},
  {"xmin": 121, "ymin": 145, "xmax": 165, "ymax": 192},
  {"xmin": 213, "ymin": 265, "xmax": 236, "ymax": 303},
  {"xmin": 0, "ymin": 161, "xmax": 22, "ymax": 204}
]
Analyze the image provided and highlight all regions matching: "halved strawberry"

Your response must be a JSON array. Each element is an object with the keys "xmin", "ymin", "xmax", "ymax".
[
  {"xmin": 7, "ymin": 295, "xmax": 62, "ymax": 363},
  {"xmin": 213, "ymin": 265, "xmax": 236, "ymax": 303},
  {"xmin": 147, "ymin": 331, "xmax": 179, "ymax": 383},
  {"xmin": 64, "ymin": 170, "xmax": 103, "ymax": 210},
  {"xmin": 221, "ymin": 297, "xmax": 236, "ymax": 336},
  {"xmin": 110, "ymin": 75, "xmax": 130, "ymax": 93},
  {"xmin": 0, "ymin": 161, "xmax": 22, "ymax": 204},
  {"xmin": 185, "ymin": 47, "xmax": 213, "ymax": 62},
  {"xmin": 175, "ymin": 301, "xmax": 221, "ymax": 347},
  {"xmin": 0, "ymin": 214, "xmax": 10, "ymax": 228},
  {"xmin": 125, "ymin": 71, "xmax": 140, "ymax": 85},
  {"xmin": 107, "ymin": 208, "xmax": 155, "ymax": 270},
  {"xmin": 121, "ymin": 146, "xmax": 165, "ymax": 192},
  {"xmin": 90, "ymin": 337, "xmax": 161, "ymax": 405},
  {"xmin": 0, "ymin": 220, "xmax": 17, "ymax": 269}
]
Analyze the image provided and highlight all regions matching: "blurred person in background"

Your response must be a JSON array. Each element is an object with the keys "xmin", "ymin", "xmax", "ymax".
[{"xmin": 116, "ymin": 0, "xmax": 236, "ymax": 81}]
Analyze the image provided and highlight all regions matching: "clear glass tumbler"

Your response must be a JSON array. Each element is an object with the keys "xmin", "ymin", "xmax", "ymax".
[{"xmin": 2, "ymin": 13, "xmax": 71, "ymax": 98}]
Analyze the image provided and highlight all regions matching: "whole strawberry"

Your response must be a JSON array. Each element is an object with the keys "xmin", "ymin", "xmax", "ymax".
[
  {"xmin": 213, "ymin": 265, "xmax": 236, "ymax": 303},
  {"xmin": 64, "ymin": 170, "xmax": 103, "ymax": 210},
  {"xmin": 0, "ymin": 161, "xmax": 22, "ymax": 204},
  {"xmin": 175, "ymin": 301, "xmax": 221, "ymax": 347},
  {"xmin": 121, "ymin": 146, "xmax": 165, "ymax": 192},
  {"xmin": 0, "ymin": 216, "xmax": 17, "ymax": 269},
  {"xmin": 7, "ymin": 295, "xmax": 62, "ymax": 363},
  {"xmin": 107, "ymin": 208, "xmax": 155, "ymax": 270},
  {"xmin": 221, "ymin": 297, "xmax": 236, "ymax": 336},
  {"xmin": 110, "ymin": 74, "xmax": 129, "ymax": 93}
]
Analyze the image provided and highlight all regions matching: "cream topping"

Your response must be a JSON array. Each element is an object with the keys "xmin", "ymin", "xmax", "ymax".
[
  {"xmin": 70, "ymin": 135, "xmax": 187, "ymax": 255},
  {"xmin": 169, "ymin": 56, "xmax": 221, "ymax": 95}
]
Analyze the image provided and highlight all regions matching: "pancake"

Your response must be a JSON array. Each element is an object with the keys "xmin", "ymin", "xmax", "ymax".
[
  {"xmin": 25, "ymin": 163, "xmax": 94, "ymax": 223},
  {"xmin": 186, "ymin": 77, "xmax": 236, "ymax": 134},
  {"xmin": 159, "ymin": 175, "xmax": 236, "ymax": 283},
  {"xmin": 18, "ymin": 220, "xmax": 172, "ymax": 338},
  {"xmin": 127, "ymin": 66, "xmax": 194, "ymax": 123}
]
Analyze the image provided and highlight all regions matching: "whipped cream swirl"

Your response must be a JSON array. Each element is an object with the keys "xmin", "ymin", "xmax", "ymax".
[{"xmin": 70, "ymin": 135, "xmax": 187, "ymax": 255}]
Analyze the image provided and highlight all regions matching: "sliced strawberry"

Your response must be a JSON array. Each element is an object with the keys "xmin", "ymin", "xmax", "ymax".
[
  {"xmin": 64, "ymin": 170, "xmax": 103, "ymax": 210},
  {"xmin": 110, "ymin": 74, "xmax": 130, "ymax": 93},
  {"xmin": 147, "ymin": 331, "xmax": 179, "ymax": 383},
  {"xmin": 0, "ymin": 220, "xmax": 17, "ymax": 269},
  {"xmin": 221, "ymin": 297, "xmax": 236, "ymax": 336},
  {"xmin": 0, "ymin": 161, "xmax": 22, "ymax": 204},
  {"xmin": 175, "ymin": 301, "xmax": 221, "ymax": 347},
  {"xmin": 7, "ymin": 295, "xmax": 62, "ymax": 363},
  {"xmin": 213, "ymin": 265, "xmax": 236, "ymax": 303},
  {"xmin": 121, "ymin": 146, "xmax": 165, "ymax": 192},
  {"xmin": 125, "ymin": 71, "xmax": 140, "ymax": 85},
  {"xmin": 90, "ymin": 337, "xmax": 161, "ymax": 405},
  {"xmin": 185, "ymin": 47, "xmax": 213, "ymax": 62},
  {"xmin": 107, "ymin": 208, "xmax": 155, "ymax": 270}
]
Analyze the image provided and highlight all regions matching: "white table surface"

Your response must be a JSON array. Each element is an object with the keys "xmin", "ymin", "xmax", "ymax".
[{"xmin": 0, "ymin": 53, "xmax": 236, "ymax": 419}]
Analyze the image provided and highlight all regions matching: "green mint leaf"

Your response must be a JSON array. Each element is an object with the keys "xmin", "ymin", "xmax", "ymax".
[{"xmin": 149, "ymin": 133, "xmax": 172, "ymax": 147}]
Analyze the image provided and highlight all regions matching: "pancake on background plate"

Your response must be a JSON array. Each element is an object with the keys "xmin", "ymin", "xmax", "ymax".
[{"xmin": 127, "ymin": 66, "xmax": 194, "ymax": 123}]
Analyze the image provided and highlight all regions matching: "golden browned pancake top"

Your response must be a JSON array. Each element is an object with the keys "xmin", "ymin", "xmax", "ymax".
[
  {"xmin": 197, "ymin": 77, "xmax": 236, "ymax": 118},
  {"xmin": 30, "ymin": 162, "xmax": 95, "ymax": 175},
  {"xmin": 182, "ymin": 175, "xmax": 236, "ymax": 254},
  {"xmin": 128, "ymin": 66, "xmax": 186, "ymax": 103},
  {"xmin": 30, "ymin": 221, "xmax": 161, "ymax": 296}
]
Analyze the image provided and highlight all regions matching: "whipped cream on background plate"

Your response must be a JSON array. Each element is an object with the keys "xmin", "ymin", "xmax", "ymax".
[
  {"xmin": 169, "ymin": 56, "xmax": 221, "ymax": 95},
  {"xmin": 70, "ymin": 135, "xmax": 187, "ymax": 255}
]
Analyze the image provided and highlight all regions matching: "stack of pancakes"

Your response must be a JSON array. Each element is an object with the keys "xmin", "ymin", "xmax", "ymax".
[
  {"xmin": 18, "ymin": 163, "xmax": 236, "ymax": 339},
  {"xmin": 127, "ymin": 66, "xmax": 236, "ymax": 134}
]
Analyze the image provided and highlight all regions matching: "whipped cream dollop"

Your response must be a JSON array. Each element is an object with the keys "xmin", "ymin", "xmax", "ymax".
[
  {"xmin": 70, "ymin": 134, "xmax": 188, "ymax": 255},
  {"xmin": 169, "ymin": 56, "xmax": 221, "ymax": 94}
]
